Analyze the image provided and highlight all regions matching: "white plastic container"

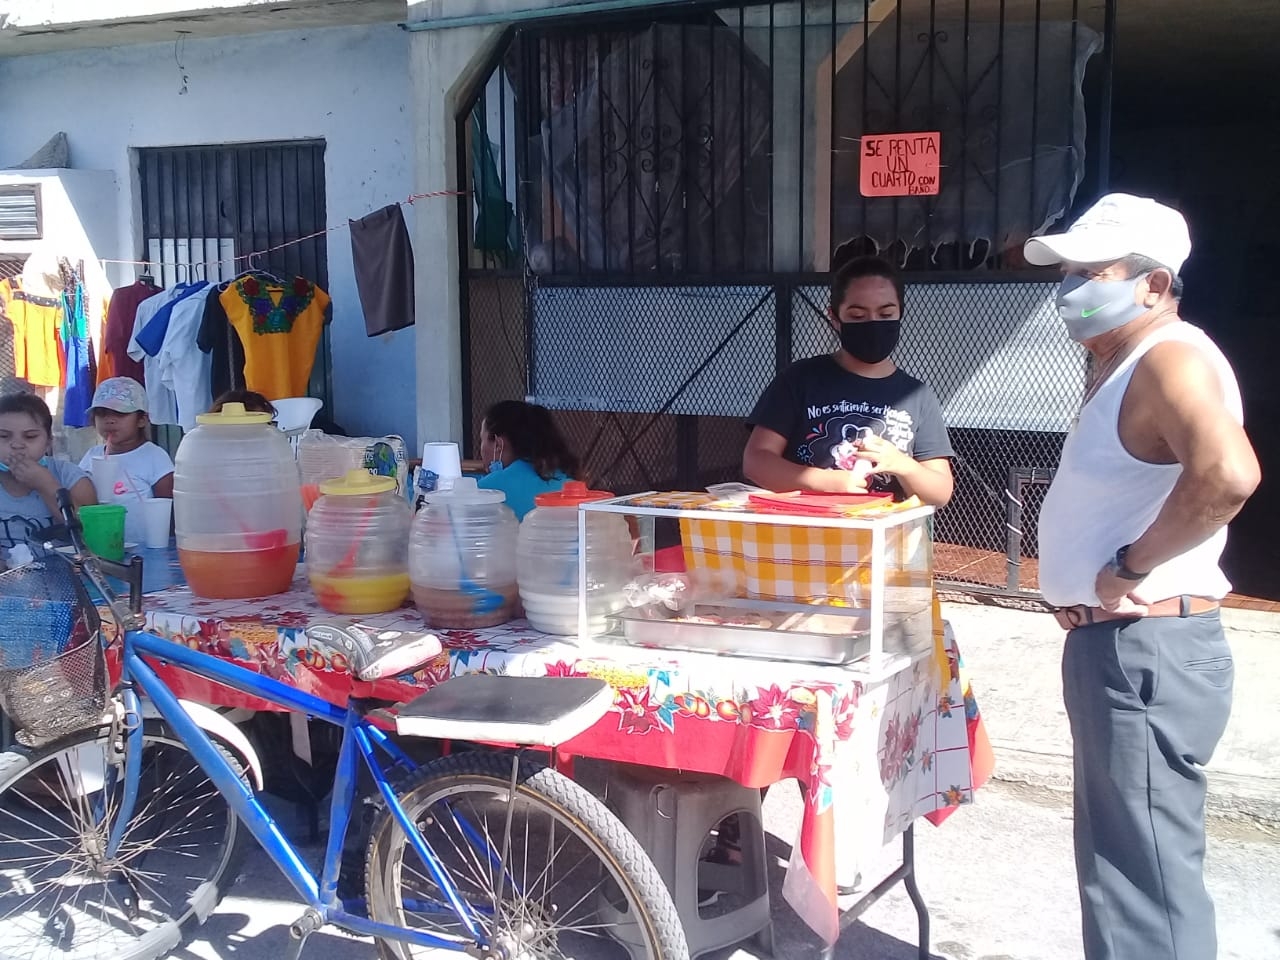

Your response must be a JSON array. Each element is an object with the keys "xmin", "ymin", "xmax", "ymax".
[
  {"xmin": 173, "ymin": 402, "xmax": 302, "ymax": 599},
  {"xmin": 409, "ymin": 477, "xmax": 519, "ymax": 628},
  {"xmin": 516, "ymin": 481, "xmax": 634, "ymax": 637}
]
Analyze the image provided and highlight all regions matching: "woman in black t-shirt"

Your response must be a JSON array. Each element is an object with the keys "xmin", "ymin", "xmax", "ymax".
[{"xmin": 743, "ymin": 256, "xmax": 955, "ymax": 506}]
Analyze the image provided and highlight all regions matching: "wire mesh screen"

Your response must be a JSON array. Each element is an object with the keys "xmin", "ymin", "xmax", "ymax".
[
  {"xmin": 528, "ymin": 285, "xmax": 775, "ymax": 415},
  {"xmin": 466, "ymin": 271, "xmax": 1081, "ymax": 592},
  {"xmin": 792, "ymin": 279, "xmax": 1083, "ymax": 591},
  {"xmin": 464, "ymin": 273, "xmax": 761, "ymax": 493}
]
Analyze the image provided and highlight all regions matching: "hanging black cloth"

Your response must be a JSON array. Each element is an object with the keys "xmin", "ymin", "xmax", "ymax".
[{"xmin": 349, "ymin": 204, "xmax": 415, "ymax": 337}]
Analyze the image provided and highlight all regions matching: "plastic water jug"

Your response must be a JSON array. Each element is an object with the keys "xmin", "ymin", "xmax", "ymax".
[
  {"xmin": 306, "ymin": 469, "xmax": 411, "ymax": 614},
  {"xmin": 409, "ymin": 477, "xmax": 518, "ymax": 628},
  {"xmin": 516, "ymin": 481, "xmax": 633, "ymax": 637},
  {"xmin": 174, "ymin": 402, "xmax": 302, "ymax": 599}
]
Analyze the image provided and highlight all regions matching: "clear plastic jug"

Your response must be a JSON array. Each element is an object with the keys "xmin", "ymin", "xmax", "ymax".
[
  {"xmin": 307, "ymin": 469, "xmax": 411, "ymax": 614},
  {"xmin": 173, "ymin": 402, "xmax": 302, "ymax": 599},
  {"xmin": 516, "ymin": 481, "xmax": 633, "ymax": 637},
  {"xmin": 409, "ymin": 477, "xmax": 518, "ymax": 628}
]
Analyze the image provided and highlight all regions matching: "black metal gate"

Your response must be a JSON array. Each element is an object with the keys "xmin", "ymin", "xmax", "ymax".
[
  {"xmin": 456, "ymin": 0, "xmax": 1112, "ymax": 595},
  {"xmin": 137, "ymin": 141, "xmax": 331, "ymax": 415}
]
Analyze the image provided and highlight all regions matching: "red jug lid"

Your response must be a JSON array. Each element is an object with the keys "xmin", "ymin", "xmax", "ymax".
[{"xmin": 533, "ymin": 480, "xmax": 614, "ymax": 508}]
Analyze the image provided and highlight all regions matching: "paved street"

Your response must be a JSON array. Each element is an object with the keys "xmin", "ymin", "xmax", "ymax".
[{"xmin": 180, "ymin": 777, "xmax": 1279, "ymax": 960}]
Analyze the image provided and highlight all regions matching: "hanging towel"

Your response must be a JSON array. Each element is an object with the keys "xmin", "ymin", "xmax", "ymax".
[{"xmin": 349, "ymin": 203, "xmax": 415, "ymax": 337}]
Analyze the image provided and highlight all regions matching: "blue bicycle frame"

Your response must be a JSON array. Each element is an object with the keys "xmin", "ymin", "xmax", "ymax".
[{"xmin": 107, "ymin": 625, "xmax": 492, "ymax": 951}]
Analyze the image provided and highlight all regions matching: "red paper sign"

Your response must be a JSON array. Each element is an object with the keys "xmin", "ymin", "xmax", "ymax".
[{"xmin": 859, "ymin": 132, "xmax": 941, "ymax": 197}]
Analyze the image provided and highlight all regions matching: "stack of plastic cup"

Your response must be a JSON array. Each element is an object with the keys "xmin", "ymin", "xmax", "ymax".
[{"xmin": 414, "ymin": 442, "xmax": 463, "ymax": 510}]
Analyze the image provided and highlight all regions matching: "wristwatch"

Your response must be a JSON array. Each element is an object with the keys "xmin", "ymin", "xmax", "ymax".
[{"xmin": 1112, "ymin": 544, "xmax": 1149, "ymax": 581}]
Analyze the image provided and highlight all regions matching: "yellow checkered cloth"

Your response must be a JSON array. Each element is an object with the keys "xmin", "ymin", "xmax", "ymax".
[{"xmin": 679, "ymin": 517, "xmax": 930, "ymax": 604}]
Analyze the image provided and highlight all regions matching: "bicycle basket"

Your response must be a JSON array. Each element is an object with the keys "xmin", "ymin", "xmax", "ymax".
[{"xmin": 0, "ymin": 553, "xmax": 107, "ymax": 740}]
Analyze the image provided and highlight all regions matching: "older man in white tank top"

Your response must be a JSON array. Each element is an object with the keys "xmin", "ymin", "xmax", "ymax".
[{"xmin": 1025, "ymin": 194, "xmax": 1260, "ymax": 960}]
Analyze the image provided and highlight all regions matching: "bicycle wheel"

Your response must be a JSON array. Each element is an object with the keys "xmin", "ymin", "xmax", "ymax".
[
  {"xmin": 0, "ymin": 720, "xmax": 248, "ymax": 960},
  {"xmin": 365, "ymin": 752, "xmax": 689, "ymax": 960}
]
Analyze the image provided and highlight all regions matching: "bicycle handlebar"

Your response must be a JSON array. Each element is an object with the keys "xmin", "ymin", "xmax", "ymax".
[{"xmin": 54, "ymin": 487, "xmax": 87, "ymax": 555}]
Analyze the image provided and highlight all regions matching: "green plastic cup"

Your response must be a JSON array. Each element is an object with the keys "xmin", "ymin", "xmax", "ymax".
[{"xmin": 78, "ymin": 504, "xmax": 127, "ymax": 561}]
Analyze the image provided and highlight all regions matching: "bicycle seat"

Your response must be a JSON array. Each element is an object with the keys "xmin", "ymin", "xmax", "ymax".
[
  {"xmin": 304, "ymin": 620, "xmax": 442, "ymax": 682},
  {"xmin": 395, "ymin": 675, "xmax": 613, "ymax": 747}
]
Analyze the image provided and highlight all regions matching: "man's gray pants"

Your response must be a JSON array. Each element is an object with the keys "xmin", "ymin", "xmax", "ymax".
[{"xmin": 1062, "ymin": 611, "xmax": 1234, "ymax": 960}]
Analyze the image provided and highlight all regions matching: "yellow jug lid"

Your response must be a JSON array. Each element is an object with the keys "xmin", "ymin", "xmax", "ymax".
[
  {"xmin": 320, "ymin": 469, "xmax": 398, "ymax": 496},
  {"xmin": 195, "ymin": 401, "xmax": 274, "ymax": 426}
]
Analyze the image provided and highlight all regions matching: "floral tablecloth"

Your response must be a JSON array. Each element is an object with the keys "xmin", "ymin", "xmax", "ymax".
[{"xmin": 101, "ymin": 561, "xmax": 987, "ymax": 944}]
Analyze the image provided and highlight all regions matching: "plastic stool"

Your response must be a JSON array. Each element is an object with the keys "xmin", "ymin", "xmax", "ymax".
[{"xmin": 600, "ymin": 764, "xmax": 773, "ymax": 960}]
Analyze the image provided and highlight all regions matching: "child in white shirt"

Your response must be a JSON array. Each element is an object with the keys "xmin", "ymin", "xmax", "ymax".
[{"xmin": 79, "ymin": 377, "xmax": 175, "ymax": 543}]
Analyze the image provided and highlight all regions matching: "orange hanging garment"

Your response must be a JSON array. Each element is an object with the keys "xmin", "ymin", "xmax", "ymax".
[
  {"xmin": 96, "ymin": 299, "xmax": 115, "ymax": 383},
  {"xmin": 3, "ymin": 277, "xmax": 64, "ymax": 387},
  {"xmin": 221, "ymin": 275, "xmax": 329, "ymax": 401}
]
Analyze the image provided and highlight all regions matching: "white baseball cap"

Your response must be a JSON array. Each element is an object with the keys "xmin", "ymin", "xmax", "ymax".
[{"xmin": 1023, "ymin": 193, "xmax": 1191, "ymax": 275}]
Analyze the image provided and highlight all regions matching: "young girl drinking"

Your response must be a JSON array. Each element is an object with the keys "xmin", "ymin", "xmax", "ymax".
[
  {"xmin": 79, "ymin": 379, "xmax": 175, "ymax": 545},
  {"xmin": 0, "ymin": 393, "xmax": 96, "ymax": 566}
]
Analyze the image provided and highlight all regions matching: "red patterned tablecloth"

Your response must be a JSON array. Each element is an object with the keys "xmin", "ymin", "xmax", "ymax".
[{"xmin": 103, "ymin": 566, "xmax": 987, "ymax": 944}]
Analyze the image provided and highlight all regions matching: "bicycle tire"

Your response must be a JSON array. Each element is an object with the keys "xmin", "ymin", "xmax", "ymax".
[
  {"xmin": 365, "ymin": 751, "xmax": 690, "ymax": 960},
  {"xmin": 0, "ymin": 720, "xmax": 249, "ymax": 960}
]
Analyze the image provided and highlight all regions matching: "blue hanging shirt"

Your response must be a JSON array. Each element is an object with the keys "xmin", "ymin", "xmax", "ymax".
[{"xmin": 133, "ymin": 281, "xmax": 208, "ymax": 357}]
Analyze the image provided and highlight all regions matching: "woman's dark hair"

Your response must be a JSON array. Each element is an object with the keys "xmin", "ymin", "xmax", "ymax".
[
  {"xmin": 830, "ymin": 255, "xmax": 906, "ymax": 313},
  {"xmin": 483, "ymin": 401, "xmax": 580, "ymax": 481},
  {"xmin": 210, "ymin": 389, "xmax": 277, "ymax": 418},
  {"xmin": 0, "ymin": 393, "xmax": 53, "ymax": 435}
]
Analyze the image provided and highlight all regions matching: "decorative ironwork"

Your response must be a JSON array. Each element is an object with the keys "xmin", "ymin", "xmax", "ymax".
[{"xmin": 457, "ymin": 0, "xmax": 1111, "ymax": 596}]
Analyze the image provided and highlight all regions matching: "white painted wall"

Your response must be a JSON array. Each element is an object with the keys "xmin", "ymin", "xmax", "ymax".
[
  {"xmin": 0, "ymin": 169, "xmax": 118, "ymax": 308},
  {"xmin": 0, "ymin": 22, "xmax": 418, "ymax": 445}
]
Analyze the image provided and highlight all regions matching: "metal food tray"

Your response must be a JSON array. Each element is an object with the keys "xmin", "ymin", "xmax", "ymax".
[{"xmin": 618, "ymin": 603, "xmax": 877, "ymax": 665}]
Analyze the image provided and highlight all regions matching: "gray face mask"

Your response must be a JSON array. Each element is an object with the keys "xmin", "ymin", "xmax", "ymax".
[{"xmin": 1055, "ymin": 273, "xmax": 1149, "ymax": 342}]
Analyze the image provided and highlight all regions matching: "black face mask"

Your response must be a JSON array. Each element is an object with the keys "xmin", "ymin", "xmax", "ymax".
[{"xmin": 838, "ymin": 319, "xmax": 900, "ymax": 364}]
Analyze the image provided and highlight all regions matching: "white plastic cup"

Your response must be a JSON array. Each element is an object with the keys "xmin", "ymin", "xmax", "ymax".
[
  {"xmin": 141, "ymin": 497, "xmax": 173, "ymax": 550},
  {"xmin": 88, "ymin": 456, "xmax": 122, "ymax": 502},
  {"xmin": 420, "ymin": 442, "xmax": 462, "ymax": 487}
]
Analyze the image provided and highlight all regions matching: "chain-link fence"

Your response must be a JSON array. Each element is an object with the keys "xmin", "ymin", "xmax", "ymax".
[
  {"xmin": 464, "ymin": 274, "xmax": 753, "ymax": 495},
  {"xmin": 463, "ymin": 271, "xmax": 1084, "ymax": 594}
]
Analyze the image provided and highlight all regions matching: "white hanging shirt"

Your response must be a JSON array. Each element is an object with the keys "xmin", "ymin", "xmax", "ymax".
[
  {"xmin": 127, "ymin": 286, "xmax": 183, "ymax": 426},
  {"xmin": 156, "ymin": 285, "xmax": 216, "ymax": 430}
]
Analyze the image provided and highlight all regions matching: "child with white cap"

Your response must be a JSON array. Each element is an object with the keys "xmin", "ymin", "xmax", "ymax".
[{"xmin": 79, "ymin": 377, "xmax": 175, "ymax": 542}]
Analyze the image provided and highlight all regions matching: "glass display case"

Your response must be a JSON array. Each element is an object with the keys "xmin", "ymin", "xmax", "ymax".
[{"xmin": 578, "ymin": 491, "xmax": 936, "ymax": 679}]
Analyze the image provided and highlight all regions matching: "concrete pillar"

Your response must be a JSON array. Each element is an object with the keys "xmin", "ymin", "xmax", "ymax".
[{"xmin": 407, "ymin": 6, "xmax": 505, "ymax": 448}]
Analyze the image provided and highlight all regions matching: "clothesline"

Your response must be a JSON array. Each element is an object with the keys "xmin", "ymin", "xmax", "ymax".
[{"xmin": 98, "ymin": 188, "xmax": 467, "ymax": 271}]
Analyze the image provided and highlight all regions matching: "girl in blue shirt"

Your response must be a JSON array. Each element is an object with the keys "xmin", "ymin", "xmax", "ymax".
[
  {"xmin": 0, "ymin": 393, "xmax": 96, "ymax": 567},
  {"xmin": 476, "ymin": 401, "xmax": 578, "ymax": 520}
]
